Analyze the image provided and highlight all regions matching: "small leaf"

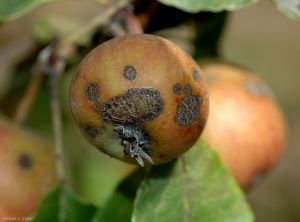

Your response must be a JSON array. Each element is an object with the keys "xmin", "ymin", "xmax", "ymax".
[
  {"xmin": 0, "ymin": 0, "xmax": 56, "ymax": 22},
  {"xmin": 157, "ymin": 0, "xmax": 257, "ymax": 13},
  {"xmin": 273, "ymin": 0, "xmax": 300, "ymax": 20},
  {"xmin": 92, "ymin": 170, "xmax": 144, "ymax": 222},
  {"xmin": 33, "ymin": 187, "xmax": 97, "ymax": 222},
  {"xmin": 132, "ymin": 140, "xmax": 254, "ymax": 222}
]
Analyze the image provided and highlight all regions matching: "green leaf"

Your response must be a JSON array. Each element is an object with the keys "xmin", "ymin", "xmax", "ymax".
[
  {"xmin": 92, "ymin": 170, "xmax": 144, "ymax": 222},
  {"xmin": 0, "ymin": 0, "xmax": 56, "ymax": 22},
  {"xmin": 132, "ymin": 140, "xmax": 254, "ymax": 222},
  {"xmin": 33, "ymin": 187, "xmax": 97, "ymax": 222},
  {"xmin": 273, "ymin": 0, "xmax": 300, "ymax": 20},
  {"xmin": 157, "ymin": 0, "xmax": 257, "ymax": 13}
]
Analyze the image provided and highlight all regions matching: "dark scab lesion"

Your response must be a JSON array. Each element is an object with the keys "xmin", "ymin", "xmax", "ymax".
[
  {"xmin": 84, "ymin": 124, "xmax": 102, "ymax": 138},
  {"xmin": 123, "ymin": 65, "xmax": 137, "ymax": 81},
  {"xmin": 84, "ymin": 82, "xmax": 100, "ymax": 101},
  {"xmin": 97, "ymin": 87, "xmax": 164, "ymax": 167},
  {"xmin": 192, "ymin": 67, "xmax": 202, "ymax": 82},
  {"xmin": 173, "ymin": 83, "xmax": 182, "ymax": 95},
  {"xmin": 18, "ymin": 153, "xmax": 33, "ymax": 170},
  {"xmin": 184, "ymin": 83, "xmax": 192, "ymax": 95},
  {"xmin": 101, "ymin": 88, "xmax": 164, "ymax": 124},
  {"xmin": 91, "ymin": 101, "xmax": 105, "ymax": 114},
  {"xmin": 175, "ymin": 83, "xmax": 202, "ymax": 126}
]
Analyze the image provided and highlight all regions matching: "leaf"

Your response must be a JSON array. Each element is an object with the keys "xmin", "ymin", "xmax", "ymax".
[
  {"xmin": 92, "ymin": 170, "xmax": 144, "ymax": 222},
  {"xmin": 33, "ymin": 187, "xmax": 97, "ymax": 222},
  {"xmin": 273, "ymin": 0, "xmax": 300, "ymax": 20},
  {"xmin": 132, "ymin": 140, "xmax": 254, "ymax": 222},
  {"xmin": 157, "ymin": 0, "xmax": 257, "ymax": 13},
  {"xmin": 0, "ymin": 0, "xmax": 56, "ymax": 22}
]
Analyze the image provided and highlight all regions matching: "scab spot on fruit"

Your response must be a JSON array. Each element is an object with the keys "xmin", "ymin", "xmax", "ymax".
[
  {"xmin": 84, "ymin": 124, "xmax": 101, "ymax": 138},
  {"xmin": 123, "ymin": 65, "xmax": 137, "ymax": 81},
  {"xmin": 192, "ymin": 67, "xmax": 201, "ymax": 82},
  {"xmin": 18, "ymin": 153, "xmax": 33, "ymax": 170},
  {"xmin": 176, "ymin": 95, "xmax": 200, "ymax": 125},
  {"xmin": 92, "ymin": 101, "xmax": 105, "ymax": 113},
  {"xmin": 99, "ymin": 87, "xmax": 164, "ymax": 167},
  {"xmin": 101, "ymin": 88, "xmax": 164, "ymax": 124},
  {"xmin": 175, "ymin": 84, "xmax": 201, "ymax": 126},
  {"xmin": 184, "ymin": 83, "xmax": 192, "ymax": 95},
  {"xmin": 173, "ymin": 83, "xmax": 182, "ymax": 95},
  {"xmin": 85, "ymin": 82, "xmax": 100, "ymax": 101}
]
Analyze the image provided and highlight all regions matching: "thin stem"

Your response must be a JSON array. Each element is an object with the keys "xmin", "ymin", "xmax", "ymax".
[
  {"xmin": 121, "ymin": 7, "xmax": 143, "ymax": 34},
  {"xmin": 13, "ymin": 71, "xmax": 43, "ymax": 125},
  {"xmin": 49, "ymin": 74, "xmax": 65, "ymax": 187}
]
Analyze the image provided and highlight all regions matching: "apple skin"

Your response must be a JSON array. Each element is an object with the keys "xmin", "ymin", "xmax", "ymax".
[
  {"xmin": 69, "ymin": 34, "xmax": 208, "ymax": 166},
  {"xmin": 200, "ymin": 62, "xmax": 287, "ymax": 189},
  {"xmin": 0, "ymin": 118, "xmax": 57, "ymax": 220}
]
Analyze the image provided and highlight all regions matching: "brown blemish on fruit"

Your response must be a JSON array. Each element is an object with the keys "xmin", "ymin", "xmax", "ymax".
[
  {"xmin": 173, "ymin": 83, "xmax": 182, "ymax": 95},
  {"xmin": 175, "ymin": 83, "xmax": 201, "ymax": 126},
  {"xmin": 84, "ymin": 124, "xmax": 101, "ymax": 138},
  {"xmin": 18, "ymin": 153, "xmax": 33, "ymax": 170},
  {"xmin": 84, "ymin": 82, "xmax": 100, "ymax": 101},
  {"xmin": 101, "ymin": 88, "xmax": 164, "ymax": 124},
  {"xmin": 92, "ymin": 101, "xmax": 104, "ymax": 114},
  {"xmin": 123, "ymin": 65, "xmax": 137, "ymax": 81},
  {"xmin": 99, "ymin": 87, "xmax": 164, "ymax": 167},
  {"xmin": 184, "ymin": 83, "xmax": 192, "ymax": 95},
  {"xmin": 192, "ymin": 67, "xmax": 201, "ymax": 82}
]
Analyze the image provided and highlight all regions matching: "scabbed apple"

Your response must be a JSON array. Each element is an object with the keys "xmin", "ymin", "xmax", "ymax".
[
  {"xmin": 69, "ymin": 34, "xmax": 209, "ymax": 167},
  {"xmin": 201, "ymin": 62, "xmax": 286, "ymax": 189},
  {"xmin": 0, "ymin": 118, "xmax": 57, "ymax": 220}
]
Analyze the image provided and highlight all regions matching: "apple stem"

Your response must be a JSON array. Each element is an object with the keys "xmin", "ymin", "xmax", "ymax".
[{"xmin": 120, "ymin": 6, "xmax": 143, "ymax": 34}]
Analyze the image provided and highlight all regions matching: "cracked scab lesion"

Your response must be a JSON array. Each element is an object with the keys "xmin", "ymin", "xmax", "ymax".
[
  {"xmin": 96, "ymin": 87, "xmax": 164, "ymax": 167},
  {"xmin": 84, "ymin": 82, "xmax": 100, "ymax": 101},
  {"xmin": 174, "ymin": 83, "xmax": 202, "ymax": 126},
  {"xmin": 101, "ymin": 88, "xmax": 164, "ymax": 124},
  {"xmin": 173, "ymin": 83, "xmax": 182, "ymax": 95},
  {"xmin": 123, "ymin": 65, "xmax": 137, "ymax": 81}
]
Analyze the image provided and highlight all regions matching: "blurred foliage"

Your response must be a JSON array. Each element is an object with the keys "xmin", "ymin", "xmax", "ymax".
[
  {"xmin": 33, "ymin": 187, "xmax": 97, "ymax": 222},
  {"xmin": 273, "ymin": 0, "xmax": 300, "ymax": 20},
  {"xmin": 0, "ymin": 0, "xmax": 55, "ymax": 22},
  {"xmin": 157, "ymin": 0, "xmax": 257, "ymax": 13}
]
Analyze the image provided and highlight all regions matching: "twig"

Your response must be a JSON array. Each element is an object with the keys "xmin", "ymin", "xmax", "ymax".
[
  {"xmin": 40, "ymin": 45, "xmax": 66, "ymax": 187},
  {"xmin": 120, "ymin": 6, "xmax": 143, "ymax": 34},
  {"xmin": 40, "ymin": 45, "xmax": 67, "ymax": 222},
  {"xmin": 13, "ymin": 70, "xmax": 43, "ymax": 125}
]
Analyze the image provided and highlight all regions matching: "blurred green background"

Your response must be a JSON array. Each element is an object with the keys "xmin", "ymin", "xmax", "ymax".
[{"xmin": 0, "ymin": 1, "xmax": 299, "ymax": 221}]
